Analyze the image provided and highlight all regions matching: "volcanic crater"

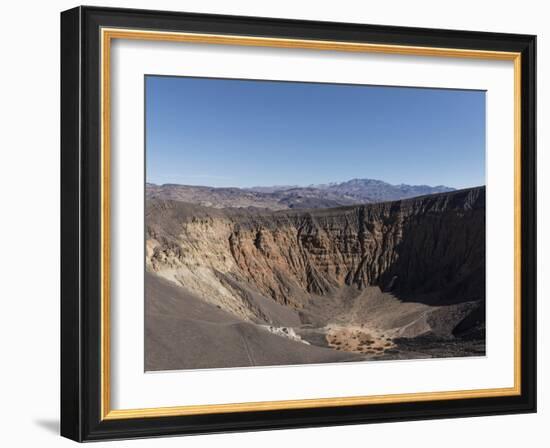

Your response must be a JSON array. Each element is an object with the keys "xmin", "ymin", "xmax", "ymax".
[{"xmin": 145, "ymin": 186, "xmax": 486, "ymax": 370}]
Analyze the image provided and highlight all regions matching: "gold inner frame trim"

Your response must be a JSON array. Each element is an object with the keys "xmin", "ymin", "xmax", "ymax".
[{"xmin": 100, "ymin": 27, "xmax": 522, "ymax": 421}]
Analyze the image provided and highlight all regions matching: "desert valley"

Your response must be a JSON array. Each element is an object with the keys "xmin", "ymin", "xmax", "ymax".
[{"xmin": 144, "ymin": 179, "xmax": 485, "ymax": 371}]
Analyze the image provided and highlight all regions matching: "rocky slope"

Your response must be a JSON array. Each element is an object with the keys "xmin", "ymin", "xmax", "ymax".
[{"xmin": 145, "ymin": 187, "xmax": 485, "ymax": 369}]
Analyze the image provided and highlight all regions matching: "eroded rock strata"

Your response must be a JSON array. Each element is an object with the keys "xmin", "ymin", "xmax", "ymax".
[{"xmin": 145, "ymin": 187, "xmax": 485, "ymax": 370}]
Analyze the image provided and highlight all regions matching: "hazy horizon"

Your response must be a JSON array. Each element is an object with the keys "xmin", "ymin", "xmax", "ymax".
[
  {"xmin": 146, "ymin": 76, "xmax": 486, "ymax": 190},
  {"xmin": 145, "ymin": 177, "xmax": 486, "ymax": 190}
]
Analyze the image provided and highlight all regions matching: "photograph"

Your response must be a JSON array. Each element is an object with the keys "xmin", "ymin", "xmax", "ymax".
[{"xmin": 144, "ymin": 76, "xmax": 487, "ymax": 371}]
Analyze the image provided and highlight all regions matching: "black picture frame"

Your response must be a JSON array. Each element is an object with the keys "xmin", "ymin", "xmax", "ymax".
[{"xmin": 61, "ymin": 5, "xmax": 536, "ymax": 442}]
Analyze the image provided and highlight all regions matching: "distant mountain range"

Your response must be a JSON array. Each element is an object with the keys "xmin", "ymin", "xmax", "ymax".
[{"xmin": 146, "ymin": 178, "xmax": 456, "ymax": 210}]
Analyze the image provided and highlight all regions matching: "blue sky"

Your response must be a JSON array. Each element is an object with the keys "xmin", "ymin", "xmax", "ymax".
[{"xmin": 145, "ymin": 76, "xmax": 485, "ymax": 189}]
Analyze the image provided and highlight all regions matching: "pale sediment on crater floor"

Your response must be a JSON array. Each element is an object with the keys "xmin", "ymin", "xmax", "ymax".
[{"xmin": 260, "ymin": 325, "xmax": 310, "ymax": 345}]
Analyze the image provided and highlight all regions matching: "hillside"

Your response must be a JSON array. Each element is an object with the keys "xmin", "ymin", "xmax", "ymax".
[{"xmin": 145, "ymin": 187, "xmax": 485, "ymax": 370}]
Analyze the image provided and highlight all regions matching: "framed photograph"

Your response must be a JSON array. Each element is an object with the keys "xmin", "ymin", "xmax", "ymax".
[{"xmin": 60, "ymin": 6, "xmax": 536, "ymax": 442}]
